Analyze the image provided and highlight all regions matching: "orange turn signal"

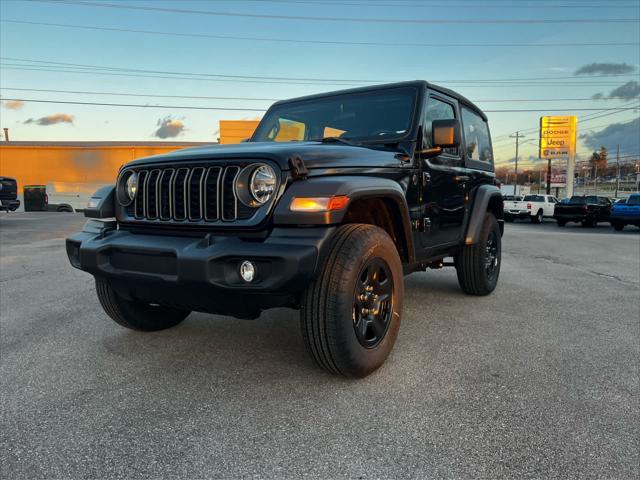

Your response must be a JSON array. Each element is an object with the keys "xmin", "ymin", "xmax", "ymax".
[{"xmin": 290, "ymin": 195, "xmax": 349, "ymax": 212}]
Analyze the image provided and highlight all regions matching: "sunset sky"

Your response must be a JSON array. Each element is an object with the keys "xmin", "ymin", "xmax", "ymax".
[{"xmin": 1, "ymin": 0, "xmax": 639, "ymax": 168}]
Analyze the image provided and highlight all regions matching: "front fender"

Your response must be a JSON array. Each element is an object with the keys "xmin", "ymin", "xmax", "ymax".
[
  {"xmin": 273, "ymin": 175, "xmax": 414, "ymax": 260},
  {"xmin": 273, "ymin": 175, "xmax": 410, "ymax": 225}
]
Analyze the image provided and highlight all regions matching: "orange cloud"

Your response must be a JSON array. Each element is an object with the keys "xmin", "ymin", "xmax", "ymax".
[{"xmin": 3, "ymin": 100, "xmax": 25, "ymax": 110}]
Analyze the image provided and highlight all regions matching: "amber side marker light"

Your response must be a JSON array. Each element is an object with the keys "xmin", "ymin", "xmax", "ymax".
[{"xmin": 290, "ymin": 195, "xmax": 349, "ymax": 212}]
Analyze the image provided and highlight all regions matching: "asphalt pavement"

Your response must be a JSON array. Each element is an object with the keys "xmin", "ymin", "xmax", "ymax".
[{"xmin": 1, "ymin": 212, "xmax": 638, "ymax": 479}]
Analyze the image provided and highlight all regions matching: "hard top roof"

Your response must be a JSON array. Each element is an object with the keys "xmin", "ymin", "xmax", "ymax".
[{"xmin": 271, "ymin": 80, "xmax": 487, "ymax": 121}]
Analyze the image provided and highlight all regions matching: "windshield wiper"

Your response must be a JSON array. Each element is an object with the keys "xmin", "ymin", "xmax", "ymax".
[{"xmin": 313, "ymin": 136, "xmax": 360, "ymax": 146}]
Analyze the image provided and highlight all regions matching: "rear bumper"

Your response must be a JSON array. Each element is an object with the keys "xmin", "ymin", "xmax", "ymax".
[
  {"xmin": 66, "ymin": 220, "xmax": 335, "ymax": 317},
  {"xmin": 0, "ymin": 199, "xmax": 20, "ymax": 211},
  {"xmin": 554, "ymin": 213, "xmax": 587, "ymax": 221},
  {"xmin": 505, "ymin": 209, "xmax": 530, "ymax": 218}
]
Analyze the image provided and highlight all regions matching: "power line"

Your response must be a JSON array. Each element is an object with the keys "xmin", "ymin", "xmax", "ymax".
[
  {"xmin": 491, "ymin": 102, "xmax": 640, "ymax": 141},
  {"xmin": 4, "ymin": 87, "xmax": 636, "ymax": 104},
  {"xmin": 201, "ymin": 0, "xmax": 640, "ymax": 8},
  {"xmin": 3, "ymin": 20, "xmax": 639, "ymax": 48},
  {"xmin": 2, "ymin": 57, "xmax": 637, "ymax": 85},
  {"xmin": 3, "ymin": 63, "xmax": 631, "ymax": 88},
  {"xmin": 2, "ymin": 97, "xmax": 639, "ymax": 113},
  {"xmin": 36, "ymin": 0, "xmax": 640, "ymax": 23},
  {"xmin": 0, "ymin": 97, "xmax": 268, "ymax": 112},
  {"xmin": 0, "ymin": 87, "xmax": 280, "ymax": 102}
]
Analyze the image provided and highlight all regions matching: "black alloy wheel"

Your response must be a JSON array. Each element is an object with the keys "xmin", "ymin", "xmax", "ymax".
[
  {"xmin": 352, "ymin": 257, "xmax": 394, "ymax": 348},
  {"xmin": 484, "ymin": 229, "xmax": 500, "ymax": 281}
]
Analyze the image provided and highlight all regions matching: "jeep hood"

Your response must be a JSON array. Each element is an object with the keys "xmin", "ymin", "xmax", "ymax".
[{"xmin": 126, "ymin": 141, "xmax": 407, "ymax": 170}]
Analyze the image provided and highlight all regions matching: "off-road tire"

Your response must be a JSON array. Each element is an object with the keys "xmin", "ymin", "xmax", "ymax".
[
  {"xmin": 531, "ymin": 210, "xmax": 543, "ymax": 224},
  {"xmin": 300, "ymin": 224, "xmax": 403, "ymax": 378},
  {"xmin": 612, "ymin": 221, "xmax": 625, "ymax": 231},
  {"xmin": 95, "ymin": 279, "xmax": 190, "ymax": 331},
  {"xmin": 557, "ymin": 219, "xmax": 566, "ymax": 227},
  {"xmin": 455, "ymin": 213, "xmax": 501, "ymax": 296}
]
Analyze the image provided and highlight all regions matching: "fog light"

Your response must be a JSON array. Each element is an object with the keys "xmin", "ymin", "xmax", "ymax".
[{"xmin": 239, "ymin": 260, "xmax": 256, "ymax": 282}]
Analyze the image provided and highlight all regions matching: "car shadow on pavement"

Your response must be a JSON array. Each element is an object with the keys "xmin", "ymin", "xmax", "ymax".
[{"xmin": 95, "ymin": 272, "xmax": 464, "ymax": 384}]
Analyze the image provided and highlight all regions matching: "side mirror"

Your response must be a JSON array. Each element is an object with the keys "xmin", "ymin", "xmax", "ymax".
[{"xmin": 432, "ymin": 119, "xmax": 461, "ymax": 148}]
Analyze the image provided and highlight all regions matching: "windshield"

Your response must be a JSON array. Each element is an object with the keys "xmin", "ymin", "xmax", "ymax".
[
  {"xmin": 569, "ymin": 196, "xmax": 587, "ymax": 205},
  {"xmin": 252, "ymin": 87, "xmax": 418, "ymax": 144},
  {"xmin": 627, "ymin": 195, "xmax": 640, "ymax": 205}
]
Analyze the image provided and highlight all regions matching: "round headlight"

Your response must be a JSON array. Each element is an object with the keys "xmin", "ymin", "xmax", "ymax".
[
  {"xmin": 117, "ymin": 170, "xmax": 138, "ymax": 206},
  {"xmin": 249, "ymin": 165, "xmax": 276, "ymax": 205},
  {"xmin": 126, "ymin": 172, "xmax": 138, "ymax": 201}
]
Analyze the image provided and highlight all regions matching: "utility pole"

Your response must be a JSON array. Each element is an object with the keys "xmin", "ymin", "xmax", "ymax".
[
  {"xmin": 538, "ymin": 169, "xmax": 542, "ymax": 193},
  {"xmin": 546, "ymin": 158, "xmax": 552, "ymax": 194},
  {"xmin": 615, "ymin": 144, "xmax": 620, "ymax": 198},
  {"xmin": 510, "ymin": 131, "xmax": 525, "ymax": 196}
]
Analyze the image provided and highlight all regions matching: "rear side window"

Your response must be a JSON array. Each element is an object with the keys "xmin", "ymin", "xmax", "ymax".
[
  {"xmin": 461, "ymin": 107, "xmax": 492, "ymax": 163},
  {"xmin": 524, "ymin": 195, "xmax": 544, "ymax": 202}
]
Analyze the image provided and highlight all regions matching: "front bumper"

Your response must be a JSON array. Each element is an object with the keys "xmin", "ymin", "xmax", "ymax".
[
  {"xmin": 0, "ymin": 199, "xmax": 20, "ymax": 211},
  {"xmin": 66, "ymin": 220, "xmax": 334, "ymax": 318}
]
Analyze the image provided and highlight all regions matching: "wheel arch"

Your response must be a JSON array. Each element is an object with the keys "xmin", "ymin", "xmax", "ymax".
[
  {"xmin": 273, "ymin": 175, "xmax": 415, "ymax": 263},
  {"xmin": 465, "ymin": 184, "xmax": 504, "ymax": 245}
]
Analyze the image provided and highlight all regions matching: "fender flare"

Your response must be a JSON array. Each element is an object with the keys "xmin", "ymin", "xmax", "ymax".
[
  {"xmin": 273, "ymin": 175, "xmax": 415, "ymax": 261},
  {"xmin": 464, "ymin": 184, "xmax": 503, "ymax": 245},
  {"xmin": 84, "ymin": 185, "xmax": 115, "ymax": 219}
]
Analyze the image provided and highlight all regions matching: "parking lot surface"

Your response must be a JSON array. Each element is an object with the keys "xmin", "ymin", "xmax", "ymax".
[{"xmin": 1, "ymin": 213, "xmax": 638, "ymax": 479}]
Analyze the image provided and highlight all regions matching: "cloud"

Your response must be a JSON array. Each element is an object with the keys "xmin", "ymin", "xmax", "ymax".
[
  {"xmin": 3, "ymin": 100, "xmax": 25, "ymax": 110},
  {"xmin": 23, "ymin": 113, "xmax": 74, "ymax": 126},
  {"xmin": 153, "ymin": 116, "xmax": 185, "ymax": 138},
  {"xmin": 574, "ymin": 62, "xmax": 636, "ymax": 76},
  {"xmin": 592, "ymin": 81, "xmax": 640, "ymax": 101},
  {"xmin": 608, "ymin": 81, "xmax": 640, "ymax": 100},
  {"xmin": 580, "ymin": 118, "xmax": 640, "ymax": 155}
]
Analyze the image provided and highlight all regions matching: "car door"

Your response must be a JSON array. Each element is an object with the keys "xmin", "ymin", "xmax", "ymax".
[{"xmin": 418, "ymin": 94, "xmax": 468, "ymax": 252}]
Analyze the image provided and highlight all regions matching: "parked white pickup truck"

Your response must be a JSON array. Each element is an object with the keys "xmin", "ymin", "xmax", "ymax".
[{"xmin": 504, "ymin": 194, "xmax": 559, "ymax": 223}]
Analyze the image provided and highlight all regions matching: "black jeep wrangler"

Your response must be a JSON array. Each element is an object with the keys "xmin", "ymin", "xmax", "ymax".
[{"xmin": 67, "ymin": 81, "xmax": 503, "ymax": 377}]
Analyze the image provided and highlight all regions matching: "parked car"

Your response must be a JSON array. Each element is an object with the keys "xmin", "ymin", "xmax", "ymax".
[
  {"xmin": 0, "ymin": 176, "xmax": 20, "ymax": 212},
  {"xmin": 504, "ymin": 194, "xmax": 558, "ymax": 223},
  {"xmin": 46, "ymin": 182, "xmax": 109, "ymax": 212},
  {"xmin": 66, "ymin": 81, "xmax": 504, "ymax": 378},
  {"xmin": 610, "ymin": 194, "xmax": 640, "ymax": 230},
  {"xmin": 553, "ymin": 195, "xmax": 611, "ymax": 227}
]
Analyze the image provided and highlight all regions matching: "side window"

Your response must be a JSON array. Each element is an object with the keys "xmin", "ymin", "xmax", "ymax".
[
  {"xmin": 461, "ymin": 106, "xmax": 493, "ymax": 163},
  {"xmin": 424, "ymin": 97, "xmax": 458, "ymax": 158}
]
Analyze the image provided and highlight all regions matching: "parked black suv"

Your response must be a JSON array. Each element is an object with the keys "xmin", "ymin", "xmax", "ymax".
[
  {"xmin": 0, "ymin": 176, "xmax": 20, "ymax": 212},
  {"xmin": 67, "ymin": 81, "xmax": 504, "ymax": 377}
]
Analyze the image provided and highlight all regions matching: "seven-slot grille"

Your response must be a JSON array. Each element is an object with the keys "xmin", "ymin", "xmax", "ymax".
[{"xmin": 127, "ymin": 165, "xmax": 254, "ymax": 223}]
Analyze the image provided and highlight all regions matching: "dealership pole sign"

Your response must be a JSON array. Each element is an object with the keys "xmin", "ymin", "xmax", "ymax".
[{"xmin": 539, "ymin": 116, "xmax": 577, "ymax": 196}]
